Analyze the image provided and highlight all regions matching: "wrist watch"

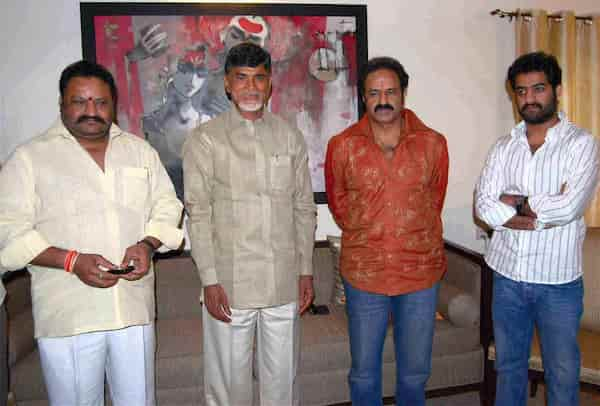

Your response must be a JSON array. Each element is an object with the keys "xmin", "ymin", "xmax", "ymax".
[{"xmin": 534, "ymin": 218, "xmax": 545, "ymax": 231}]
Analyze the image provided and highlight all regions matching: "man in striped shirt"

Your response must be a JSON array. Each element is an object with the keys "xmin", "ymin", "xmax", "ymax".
[{"xmin": 475, "ymin": 51, "xmax": 600, "ymax": 405}]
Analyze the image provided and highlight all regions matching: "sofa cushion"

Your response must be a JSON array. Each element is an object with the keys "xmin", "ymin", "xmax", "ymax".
[
  {"xmin": 155, "ymin": 256, "xmax": 203, "ymax": 319},
  {"xmin": 10, "ymin": 349, "xmax": 46, "ymax": 401},
  {"xmin": 313, "ymin": 247, "xmax": 335, "ymax": 306},
  {"xmin": 7, "ymin": 309, "xmax": 35, "ymax": 367},
  {"xmin": 437, "ymin": 281, "xmax": 480, "ymax": 328},
  {"xmin": 299, "ymin": 304, "xmax": 480, "ymax": 375},
  {"xmin": 156, "ymin": 317, "xmax": 203, "ymax": 389}
]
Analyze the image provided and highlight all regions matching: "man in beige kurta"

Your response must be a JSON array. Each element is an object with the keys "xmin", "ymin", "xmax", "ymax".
[{"xmin": 183, "ymin": 43, "xmax": 316, "ymax": 406}]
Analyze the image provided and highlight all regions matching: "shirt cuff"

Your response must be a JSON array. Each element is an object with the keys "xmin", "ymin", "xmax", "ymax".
[
  {"xmin": 145, "ymin": 221, "xmax": 184, "ymax": 252},
  {"xmin": 489, "ymin": 204, "xmax": 517, "ymax": 229},
  {"xmin": 300, "ymin": 259, "xmax": 313, "ymax": 276},
  {"xmin": 527, "ymin": 194, "xmax": 544, "ymax": 220},
  {"xmin": 200, "ymin": 267, "xmax": 218, "ymax": 286},
  {"xmin": 0, "ymin": 230, "xmax": 50, "ymax": 271}
]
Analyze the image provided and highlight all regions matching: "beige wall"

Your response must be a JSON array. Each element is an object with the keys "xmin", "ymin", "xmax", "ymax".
[{"xmin": 1, "ymin": 0, "xmax": 599, "ymax": 252}]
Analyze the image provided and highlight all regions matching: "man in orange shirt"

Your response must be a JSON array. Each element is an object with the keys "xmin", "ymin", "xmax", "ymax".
[{"xmin": 325, "ymin": 56, "xmax": 449, "ymax": 406}]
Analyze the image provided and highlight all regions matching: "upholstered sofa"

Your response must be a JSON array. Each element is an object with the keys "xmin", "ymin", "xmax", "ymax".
[{"xmin": 5, "ymin": 240, "xmax": 485, "ymax": 406}]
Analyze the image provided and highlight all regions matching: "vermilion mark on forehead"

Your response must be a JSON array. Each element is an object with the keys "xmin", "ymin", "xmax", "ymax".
[{"xmin": 239, "ymin": 18, "xmax": 264, "ymax": 34}]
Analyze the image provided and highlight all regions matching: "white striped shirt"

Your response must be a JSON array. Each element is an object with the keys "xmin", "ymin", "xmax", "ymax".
[{"xmin": 475, "ymin": 113, "xmax": 600, "ymax": 284}]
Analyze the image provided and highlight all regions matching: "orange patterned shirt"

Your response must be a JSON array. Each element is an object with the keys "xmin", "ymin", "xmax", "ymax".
[{"xmin": 325, "ymin": 109, "xmax": 449, "ymax": 295}]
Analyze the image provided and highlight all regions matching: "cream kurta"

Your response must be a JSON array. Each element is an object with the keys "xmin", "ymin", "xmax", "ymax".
[
  {"xmin": 183, "ymin": 108, "xmax": 317, "ymax": 309},
  {"xmin": 0, "ymin": 121, "xmax": 184, "ymax": 338}
]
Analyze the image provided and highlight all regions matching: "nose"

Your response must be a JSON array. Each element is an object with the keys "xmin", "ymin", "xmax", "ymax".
[
  {"xmin": 522, "ymin": 88, "xmax": 536, "ymax": 104},
  {"xmin": 84, "ymin": 98, "xmax": 98, "ymax": 115},
  {"xmin": 377, "ymin": 91, "xmax": 390, "ymax": 105}
]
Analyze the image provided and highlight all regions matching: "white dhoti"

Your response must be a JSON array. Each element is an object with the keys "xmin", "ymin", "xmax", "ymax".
[
  {"xmin": 37, "ymin": 324, "xmax": 155, "ymax": 406},
  {"xmin": 203, "ymin": 302, "xmax": 299, "ymax": 406}
]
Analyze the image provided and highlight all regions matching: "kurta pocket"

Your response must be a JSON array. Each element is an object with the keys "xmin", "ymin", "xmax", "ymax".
[{"xmin": 269, "ymin": 155, "xmax": 293, "ymax": 193}]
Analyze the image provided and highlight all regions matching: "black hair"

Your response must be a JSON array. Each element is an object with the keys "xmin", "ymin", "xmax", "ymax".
[
  {"xmin": 507, "ymin": 51, "xmax": 562, "ymax": 90},
  {"xmin": 59, "ymin": 60, "xmax": 118, "ymax": 104},
  {"xmin": 224, "ymin": 42, "xmax": 271, "ymax": 74},
  {"xmin": 360, "ymin": 57, "xmax": 409, "ymax": 95}
]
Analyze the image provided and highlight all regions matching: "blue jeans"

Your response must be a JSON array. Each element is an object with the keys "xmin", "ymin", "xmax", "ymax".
[
  {"xmin": 343, "ymin": 280, "xmax": 439, "ymax": 406},
  {"xmin": 492, "ymin": 272, "xmax": 583, "ymax": 406}
]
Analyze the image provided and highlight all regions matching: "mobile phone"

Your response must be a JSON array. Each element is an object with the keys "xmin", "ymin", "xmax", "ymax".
[{"xmin": 107, "ymin": 265, "xmax": 135, "ymax": 275}]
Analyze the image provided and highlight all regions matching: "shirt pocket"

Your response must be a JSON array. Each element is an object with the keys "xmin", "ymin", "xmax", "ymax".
[
  {"xmin": 117, "ymin": 167, "xmax": 150, "ymax": 209},
  {"xmin": 269, "ymin": 155, "xmax": 293, "ymax": 194}
]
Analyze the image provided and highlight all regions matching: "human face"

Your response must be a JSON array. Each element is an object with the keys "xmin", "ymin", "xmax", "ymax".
[
  {"xmin": 60, "ymin": 76, "xmax": 114, "ymax": 140},
  {"xmin": 224, "ymin": 64, "xmax": 272, "ymax": 120},
  {"xmin": 363, "ymin": 68, "xmax": 405, "ymax": 126},
  {"xmin": 514, "ymin": 71, "xmax": 560, "ymax": 125}
]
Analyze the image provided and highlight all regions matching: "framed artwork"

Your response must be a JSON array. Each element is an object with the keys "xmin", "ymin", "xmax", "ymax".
[{"xmin": 81, "ymin": 3, "xmax": 367, "ymax": 203}]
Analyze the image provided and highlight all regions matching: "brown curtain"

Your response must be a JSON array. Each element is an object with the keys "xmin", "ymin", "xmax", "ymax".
[{"xmin": 514, "ymin": 10, "xmax": 600, "ymax": 226}]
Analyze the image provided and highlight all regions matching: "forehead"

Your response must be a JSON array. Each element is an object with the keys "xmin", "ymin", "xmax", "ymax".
[
  {"xmin": 63, "ymin": 76, "xmax": 112, "ymax": 97},
  {"xmin": 364, "ymin": 68, "xmax": 401, "ymax": 89},
  {"xmin": 227, "ymin": 64, "xmax": 270, "ymax": 76},
  {"xmin": 514, "ymin": 71, "xmax": 549, "ymax": 87}
]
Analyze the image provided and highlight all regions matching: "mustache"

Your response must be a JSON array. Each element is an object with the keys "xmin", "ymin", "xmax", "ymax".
[
  {"xmin": 522, "ymin": 103, "xmax": 542, "ymax": 110},
  {"xmin": 77, "ymin": 115, "xmax": 107, "ymax": 124},
  {"xmin": 374, "ymin": 104, "xmax": 394, "ymax": 112},
  {"xmin": 241, "ymin": 91, "xmax": 264, "ymax": 98}
]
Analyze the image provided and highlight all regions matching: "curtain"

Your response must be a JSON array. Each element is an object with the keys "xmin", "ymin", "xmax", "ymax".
[{"xmin": 514, "ymin": 10, "xmax": 600, "ymax": 226}]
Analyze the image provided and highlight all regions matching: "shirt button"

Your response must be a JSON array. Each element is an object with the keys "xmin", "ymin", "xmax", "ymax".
[{"xmin": 387, "ymin": 202, "xmax": 392, "ymax": 207}]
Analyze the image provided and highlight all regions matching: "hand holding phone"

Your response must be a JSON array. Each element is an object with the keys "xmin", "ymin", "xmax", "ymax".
[{"xmin": 107, "ymin": 265, "xmax": 135, "ymax": 275}]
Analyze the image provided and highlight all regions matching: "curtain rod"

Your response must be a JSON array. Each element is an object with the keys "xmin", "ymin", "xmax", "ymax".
[{"xmin": 490, "ymin": 9, "xmax": 593, "ymax": 23}]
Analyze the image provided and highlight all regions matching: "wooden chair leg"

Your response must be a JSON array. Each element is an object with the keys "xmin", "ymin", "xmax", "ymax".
[{"xmin": 529, "ymin": 378, "xmax": 538, "ymax": 398}]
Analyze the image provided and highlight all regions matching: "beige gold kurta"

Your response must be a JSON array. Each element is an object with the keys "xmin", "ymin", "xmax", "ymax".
[
  {"xmin": 183, "ymin": 108, "xmax": 316, "ymax": 309},
  {"xmin": 0, "ymin": 121, "xmax": 184, "ymax": 338}
]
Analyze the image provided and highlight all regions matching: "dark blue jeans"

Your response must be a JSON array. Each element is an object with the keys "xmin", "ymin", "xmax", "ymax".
[
  {"xmin": 343, "ymin": 280, "xmax": 439, "ymax": 406},
  {"xmin": 492, "ymin": 271, "xmax": 583, "ymax": 406}
]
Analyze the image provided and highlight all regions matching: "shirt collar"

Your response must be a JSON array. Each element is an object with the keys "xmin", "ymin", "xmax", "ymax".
[
  {"xmin": 511, "ymin": 111, "xmax": 568, "ymax": 142},
  {"xmin": 227, "ymin": 106, "xmax": 267, "ymax": 132}
]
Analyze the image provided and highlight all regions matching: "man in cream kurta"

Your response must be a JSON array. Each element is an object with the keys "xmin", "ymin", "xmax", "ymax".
[
  {"xmin": 183, "ymin": 43, "xmax": 316, "ymax": 406},
  {"xmin": 0, "ymin": 61, "xmax": 183, "ymax": 405}
]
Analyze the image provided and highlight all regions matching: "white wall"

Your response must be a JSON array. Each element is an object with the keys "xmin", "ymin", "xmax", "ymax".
[{"xmin": 1, "ymin": 0, "xmax": 599, "ymax": 252}]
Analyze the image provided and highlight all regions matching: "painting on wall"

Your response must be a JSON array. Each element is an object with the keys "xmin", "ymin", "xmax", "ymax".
[{"xmin": 81, "ymin": 3, "xmax": 368, "ymax": 203}]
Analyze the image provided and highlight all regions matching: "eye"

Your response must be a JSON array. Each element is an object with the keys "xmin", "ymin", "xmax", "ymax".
[
  {"xmin": 533, "ymin": 84, "xmax": 546, "ymax": 93},
  {"xmin": 96, "ymin": 99, "xmax": 109, "ymax": 108},
  {"xmin": 367, "ymin": 90, "xmax": 379, "ymax": 98},
  {"xmin": 515, "ymin": 88, "xmax": 527, "ymax": 96},
  {"xmin": 70, "ymin": 98, "xmax": 87, "ymax": 107}
]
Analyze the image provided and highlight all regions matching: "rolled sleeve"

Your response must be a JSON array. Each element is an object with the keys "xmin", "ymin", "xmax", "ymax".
[
  {"xmin": 145, "ymin": 147, "xmax": 184, "ymax": 251},
  {"xmin": 0, "ymin": 149, "xmax": 50, "ymax": 272},
  {"xmin": 527, "ymin": 137, "xmax": 599, "ymax": 225},
  {"xmin": 145, "ymin": 221, "xmax": 184, "ymax": 252},
  {"xmin": 475, "ymin": 140, "xmax": 517, "ymax": 229},
  {"xmin": 0, "ymin": 229, "xmax": 50, "ymax": 272}
]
